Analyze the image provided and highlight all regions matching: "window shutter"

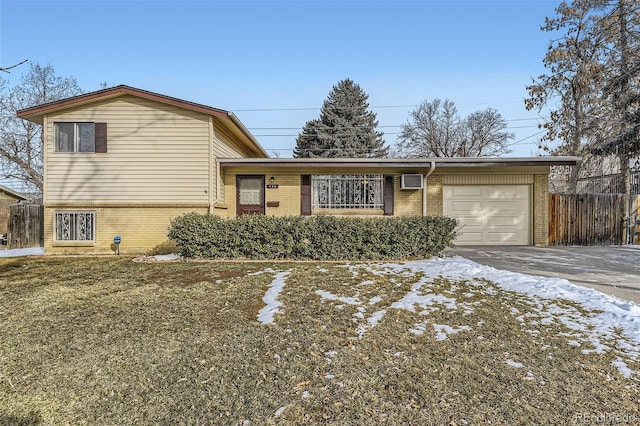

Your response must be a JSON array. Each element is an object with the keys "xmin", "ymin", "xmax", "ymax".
[
  {"xmin": 383, "ymin": 175, "xmax": 394, "ymax": 216},
  {"xmin": 95, "ymin": 123, "xmax": 107, "ymax": 153},
  {"xmin": 301, "ymin": 175, "xmax": 311, "ymax": 215}
]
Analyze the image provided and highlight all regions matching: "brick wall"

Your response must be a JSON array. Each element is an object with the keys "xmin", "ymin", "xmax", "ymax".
[
  {"xmin": 426, "ymin": 175, "xmax": 444, "ymax": 216},
  {"xmin": 533, "ymin": 174, "xmax": 549, "ymax": 246},
  {"xmin": 44, "ymin": 206, "xmax": 208, "ymax": 255}
]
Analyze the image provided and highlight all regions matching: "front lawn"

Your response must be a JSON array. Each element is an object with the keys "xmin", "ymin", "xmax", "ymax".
[{"xmin": 0, "ymin": 256, "xmax": 638, "ymax": 425}]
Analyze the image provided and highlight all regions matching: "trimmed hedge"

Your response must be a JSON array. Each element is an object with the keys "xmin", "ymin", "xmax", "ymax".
[{"xmin": 168, "ymin": 214, "xmax": 458, "ymax": 260}]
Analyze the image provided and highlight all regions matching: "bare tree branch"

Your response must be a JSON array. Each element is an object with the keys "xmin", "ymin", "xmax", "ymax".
[{"xmin": 0, "ymin": 59, "xmax": 28, "ymax": 73}]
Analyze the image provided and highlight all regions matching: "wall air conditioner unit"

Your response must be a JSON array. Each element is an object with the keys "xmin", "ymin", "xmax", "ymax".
[{"xmin": 400, "ymin": 174, "xmax": 423, "ymax": 189}]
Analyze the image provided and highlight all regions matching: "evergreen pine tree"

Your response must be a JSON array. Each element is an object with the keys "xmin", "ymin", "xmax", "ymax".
[{"xmin": 293, "ymin": 79, "xmax": 388, "ymax": 158}]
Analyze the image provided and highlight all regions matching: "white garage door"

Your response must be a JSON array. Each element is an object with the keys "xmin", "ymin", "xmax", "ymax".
[{"xmin": 443, "ymin": 185, "xmax": 530, "ymax": 245}]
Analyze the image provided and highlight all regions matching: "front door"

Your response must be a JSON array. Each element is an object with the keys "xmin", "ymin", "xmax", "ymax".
[{"xmin": 236, "ymin": 175, "xmax": 265, "ymax": 215}]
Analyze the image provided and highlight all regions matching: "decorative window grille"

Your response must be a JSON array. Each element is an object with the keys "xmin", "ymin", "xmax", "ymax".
[
  {"xmin": 312, "ymin": 175, "xmax": 384, "ymax": 209},
  {"xmin": 55, "ymin": 212, "xmax": 95, "ymax": 241}
]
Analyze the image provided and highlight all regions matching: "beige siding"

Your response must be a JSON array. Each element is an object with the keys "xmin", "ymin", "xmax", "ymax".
[
  {"xmin": 212, "ymin": 123, "xmax": 254, "ymax": 204},
  {"xmin": 45, "ymin": 95, "xmax": 211, "ymax": 204}
]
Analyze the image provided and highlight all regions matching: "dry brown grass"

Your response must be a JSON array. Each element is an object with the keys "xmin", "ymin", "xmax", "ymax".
[{"xmin": 0, "ymin": 257, "xmax": 638, "ymax": 425}]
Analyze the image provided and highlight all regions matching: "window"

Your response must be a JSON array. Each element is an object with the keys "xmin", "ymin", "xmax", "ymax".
[
  {"xmin": 55, "ymin": 122, "xmax": 107, "ymax": 153},
  {"xmin": 55, "ymin": 211, "xmax": 95, "ymax": 242},
  {"xmin": 312, "ymin": 175, "xmax": 384, "ymax": 209}
]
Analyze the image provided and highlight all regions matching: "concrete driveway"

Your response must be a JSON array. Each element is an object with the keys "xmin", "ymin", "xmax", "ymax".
[{"xmin": 449, "ymin": 246, "xmax": 640, "ymax": 304}]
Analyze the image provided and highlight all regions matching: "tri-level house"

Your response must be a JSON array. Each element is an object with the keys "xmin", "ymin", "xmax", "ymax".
[{"xmin": 18, "ymin": 85, "xmax": 578, "ymax": 254}]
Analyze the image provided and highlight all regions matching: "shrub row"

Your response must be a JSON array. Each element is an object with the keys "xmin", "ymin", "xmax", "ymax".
[{"xmin": 168, "ymin": 213, "xmax": 458, "ymax": 260}]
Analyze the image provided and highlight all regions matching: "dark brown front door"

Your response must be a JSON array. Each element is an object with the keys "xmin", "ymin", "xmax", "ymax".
[{"xmin": 236, "ymin": 175, "xmax": 265, "ymax": 215}]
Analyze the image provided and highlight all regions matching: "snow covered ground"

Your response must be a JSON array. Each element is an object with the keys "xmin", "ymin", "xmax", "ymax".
[
  {"xmin": 257, "ymin": 256, "xmax": 640, "ymax": 378},
  {"xmin": 0, "ymin": 247, "xmax": 44, "ymax": 257},
  {"xmin": 2, "ymin": 246, "xmax": 639, "ymax": 377}
]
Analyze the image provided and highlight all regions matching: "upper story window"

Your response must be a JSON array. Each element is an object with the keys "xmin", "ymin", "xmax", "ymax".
[{"xmin": 54, "ymin": 122, "xmax": 107, "ymax": 153}]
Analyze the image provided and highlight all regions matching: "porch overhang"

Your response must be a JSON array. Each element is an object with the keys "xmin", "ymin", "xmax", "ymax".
[{"xmin": 219, "ymin": 156, "xmax": 581, "ymax": 172}]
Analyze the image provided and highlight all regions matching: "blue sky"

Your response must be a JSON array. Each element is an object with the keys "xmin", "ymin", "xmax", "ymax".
[{"xmin": 1, "ymin": 0, "xmax": 560, "ymax": 160}]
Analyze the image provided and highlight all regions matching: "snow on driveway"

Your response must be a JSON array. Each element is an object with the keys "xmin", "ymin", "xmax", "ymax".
[{"xmin": 257, "ymin": 256, "xmax": 640, "ymax": 378}]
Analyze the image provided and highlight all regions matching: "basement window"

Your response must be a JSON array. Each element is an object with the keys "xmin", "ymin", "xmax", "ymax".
[{"xmin": 54, "ymin": 211, "xmax": 95, "ymax": 242}]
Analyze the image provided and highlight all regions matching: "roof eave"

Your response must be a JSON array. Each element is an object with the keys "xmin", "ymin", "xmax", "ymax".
[
  {"xmin": 0, "ymin": 184, "xmax": 27, "ymax": 200},
  {"xmin": 219, "ymin": 156, "xmax": 581, "ymax": 169},
  {"xmin": 227, "ymin": 112, "xmax": 270, "ymax": 158},
  {"xmin": 16, "ymin": 85, "xmax": 230, "ymax": 123}
]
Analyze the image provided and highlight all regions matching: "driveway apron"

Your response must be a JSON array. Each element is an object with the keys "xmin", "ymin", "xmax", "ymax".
[{"xmin": 449, "ymin": 246, "xmax": 640, "ymax": 305}]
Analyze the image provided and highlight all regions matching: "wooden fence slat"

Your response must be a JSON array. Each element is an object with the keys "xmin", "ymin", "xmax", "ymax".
[
  {"xmin": 8, "ymin": 204, "xmax": 43, "ymax": 249},
  {"xmin": 548, "ymin": 194, "xmax": 624, "ymax": 246}
]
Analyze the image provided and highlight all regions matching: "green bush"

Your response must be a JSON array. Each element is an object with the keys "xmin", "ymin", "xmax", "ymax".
[{"xmin": 168, "ymin": 214, "xmax": 458, "ymax": 260}]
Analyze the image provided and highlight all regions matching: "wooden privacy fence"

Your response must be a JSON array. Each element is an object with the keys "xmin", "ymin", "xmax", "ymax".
[
  {"xmin": 548, "ymin": 194, "xmax": 626, "ymax": 246},
  {"xmin": 8, "ymin": 204, "xmax": 44, "ymax": 249}
]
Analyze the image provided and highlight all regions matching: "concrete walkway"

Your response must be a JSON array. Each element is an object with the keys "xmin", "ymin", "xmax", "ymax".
[{"xmin": 449, "ymin": 246, "xmax": 640, "ymax": 304}]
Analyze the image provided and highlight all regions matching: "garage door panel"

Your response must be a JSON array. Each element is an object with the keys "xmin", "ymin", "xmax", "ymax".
[
  {"xmin": 485, "ymin": 185, "xmax": 529, "ymax": 199},
  {"xmin": 486, "ymin": 200, "xmax": 520, "ymax": 212},
  {"xmin": 443, "ymin": 185, "xmax": 530, "ymax": 246},
  {"xmin": 488, "ymin": 232, "xmax": 521, "ymax": 244},
  {"xmin": 448, "ymin": 186, "xmax": 483, "ymax": 198},
  {"xmin": 456, "ymin": 231, "xmax": 484, "ymax": 243},
  {"xmin": 487, "ymin": 216, "xmax": 524, "ymax": 227},
  {"xmin": 451, "ymin": 200, "xmax": 483, "ymax": 213},
  {"xmin": 456, "ymin": 215, "xmax": 483, "ymax": 226}
]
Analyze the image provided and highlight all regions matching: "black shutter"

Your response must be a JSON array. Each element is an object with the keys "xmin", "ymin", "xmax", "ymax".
[
  {"xmin": 383, "ymin": 175, "xmax": 394, "ymax": 216},
  {"xmin": 95, "ymin": 123, "xmax": 107, "ymax": 153},
  {"xmin": 301, "ymin": 175, "xmax": 311, "ymax": 215}
]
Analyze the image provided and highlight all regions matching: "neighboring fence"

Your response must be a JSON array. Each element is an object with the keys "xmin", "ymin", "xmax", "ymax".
[
  {"xmin": 576, "ymin": 172, "xmax": 640, "ymax": 194},
  {"xmin": 8, "ymin": 204, "xmax": 44, "ymax": 249},
  {"xmin": 548, "ymin": 194, "xmax": 627, "ymax": 246}
]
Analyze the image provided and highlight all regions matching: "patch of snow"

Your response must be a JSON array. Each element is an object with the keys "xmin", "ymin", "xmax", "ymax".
[
  {"xmin": 390, "ymin": 276, "xmax": 457, "ymax": 312},
  {"xmin": 359, "ymin": 280, "xmax": 375, "ymax": 286},
  {"xmin": 312, "ymin": 257, "xmax": 640, "ymax": 378},
  {"xmin": 325, "ymin": 374, "xmax": 335, "ymax": 379},
  {"xmin": 432, "ymin": 324, "xmax": 472, "ymax": 341},
  {"xmin": 315, "ymin": 289, "xmax": 360, "ymax": 306},
  {"xmin": 505, "ymin": 359, "xmax": 524, "ymax": 368},
  {"xmin": 612, "ymin": 358, "xmax": 633, "ymax": 378},
  {"xmin": 368, "ymin": 309, "xmax": 387, "ymax": 327},
  {"xmin": 257, "ymin": 270, "xmax": 291, "ymax": 325},
  {"xmin": 0, "ymin": 247, "xmax": 44, "ymax": 258},
  {"xmin": 369, "ymin": 296, "xmax": 382, "ymax": 305},
  {"xmin": 154, "ymin": 253, "xmax": 181, "ymax": 261},
  {"xmin": 392, "ymin": 257, "xmax": 640, "ymax": 353}
]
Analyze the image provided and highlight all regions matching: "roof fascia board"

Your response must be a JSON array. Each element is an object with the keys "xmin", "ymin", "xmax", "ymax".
[
  {"xmin": 219, "ymin": 156, "xmax": 581, "ymax": 168},
  {"xmin": 0, "ymin": 184, "xmax": 27, "ymax": 200},
  {"xmin": 17, "ymin": 85, "xmax": 230, "ymax": 121}
]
